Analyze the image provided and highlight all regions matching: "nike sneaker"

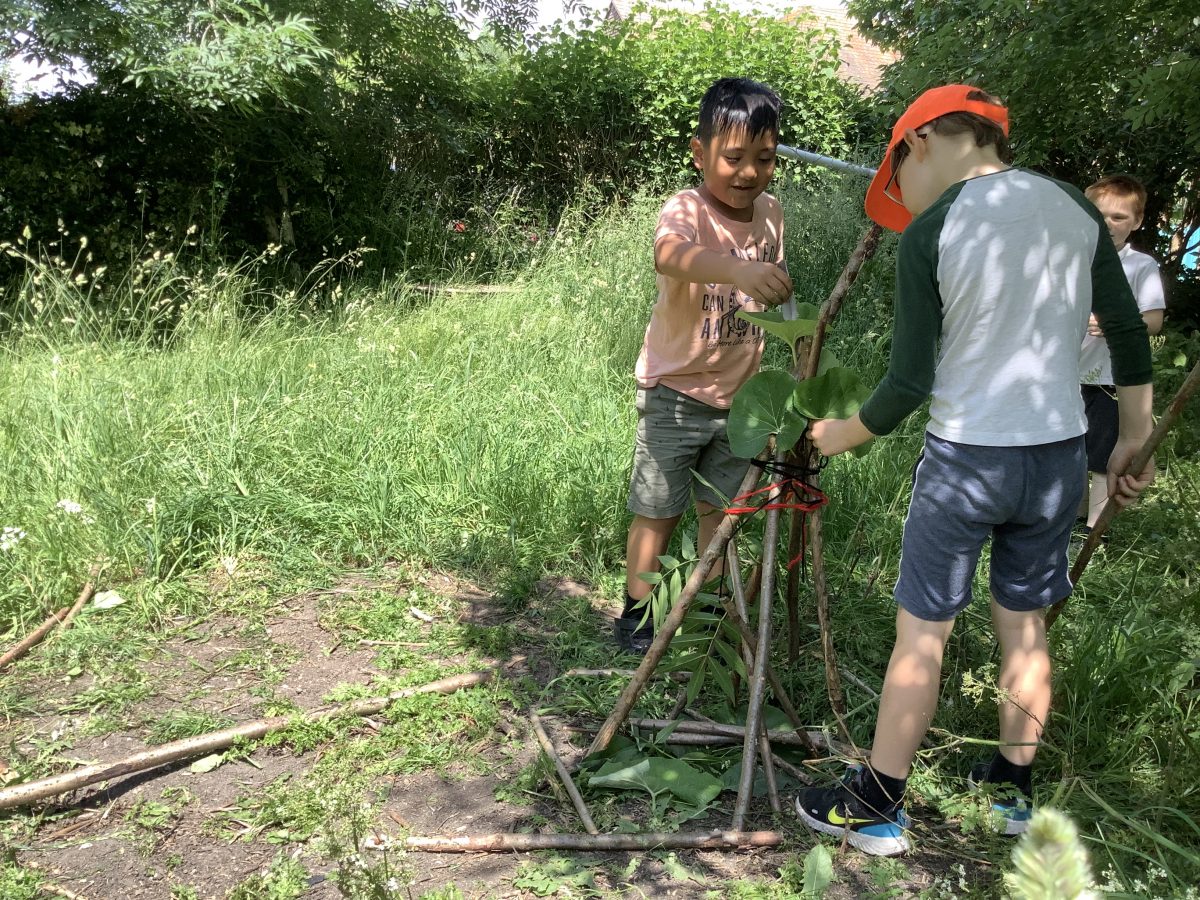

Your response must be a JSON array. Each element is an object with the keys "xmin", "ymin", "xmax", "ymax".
[
  {"xmin": 795, "ymin": 768, "xmax": 911, "ymax": 856},
  {"xmin": 968, "ymin": 763, "xmax": 1033, "ymax": 835}
]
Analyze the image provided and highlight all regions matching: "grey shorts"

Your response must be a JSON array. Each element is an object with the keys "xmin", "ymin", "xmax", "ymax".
[
  {"xmin": 896, "ymin": 433, "xmax": 1086, "ymax": 621},
  {"xmin": 627, "ymin": 384, "xmax": 751, "ymax": 518}
]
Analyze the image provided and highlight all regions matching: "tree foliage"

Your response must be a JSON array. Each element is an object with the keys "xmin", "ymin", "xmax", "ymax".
[
  {"xmin": 848, "ymin": 0, "xmax": 1199, "ymax": 285},
  {"xmin": 1, "ymin": 2, "xmax": 861, "ymax": 283}
]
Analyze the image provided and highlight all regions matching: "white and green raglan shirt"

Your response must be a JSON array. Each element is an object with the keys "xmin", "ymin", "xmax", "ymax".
[{"xmin": 858, "ymin": 168, "xmax": 1152, "ymax": 447}]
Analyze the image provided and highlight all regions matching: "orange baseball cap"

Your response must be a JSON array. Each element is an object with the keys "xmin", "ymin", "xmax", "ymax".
[{"xmin": 865, "ymin": 84, "xmax": 1009, "ymax": 233}]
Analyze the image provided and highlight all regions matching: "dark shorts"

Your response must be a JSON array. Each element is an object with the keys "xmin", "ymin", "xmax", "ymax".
[
  {"xmin": 1082, "ymin": 384, "xmax": 1119, "ymax": 474},
  {"xmin": 627, "ymin": 384, "xmax": 751, "ymax": 518},
  {"xmin": 895, "ymin": 433, "xmax": 1086, "ymax": 621}
]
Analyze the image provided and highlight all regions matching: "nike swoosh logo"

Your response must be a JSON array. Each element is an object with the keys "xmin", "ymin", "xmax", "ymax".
[{"xmin": 827, "ymin": 809, "xmax": 875, "ymax": 826}]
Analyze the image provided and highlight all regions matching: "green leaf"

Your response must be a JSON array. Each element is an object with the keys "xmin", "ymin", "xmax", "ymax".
[
  {"xmin": 736, "ymin": 308, "xmax": 818, "ymax": 347},
  {"xmin": 794, "ymin": 301, "xmax": 821, "ymax": 320},
  {"xmin": 802, "ymin": 843, "xmax": 834, "ymax": 896},
  {"xmin": 727, "ymin": 370, "xmax": 807, "ymax": 458},
  {"xmin": 816, "ymin": 348, "xmax": 841, "ymax": 376},
  {"xmin": 589, "ymin": 757, "xmax": 723, "ymax": 807},
  {"xmin": 189, "ymin": 753, "xmax": 225, "ymax": 774},
  {"xmin": 791, "ymin": 367, "xmax": 871, "ymax": 420}
]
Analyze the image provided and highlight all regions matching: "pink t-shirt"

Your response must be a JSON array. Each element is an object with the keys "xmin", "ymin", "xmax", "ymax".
[{"xmin": 635, "ymin": 189, "xmax": 785, "ymax": 409}]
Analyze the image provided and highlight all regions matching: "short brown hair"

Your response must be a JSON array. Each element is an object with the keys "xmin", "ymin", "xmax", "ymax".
[
  {"xmin": 1085, "ymin": 174, "xmax": 1147, "ymax": 219},
  {"xmin": 890, "ymin": 89, "xmax": 1011, "ymax": 171}
]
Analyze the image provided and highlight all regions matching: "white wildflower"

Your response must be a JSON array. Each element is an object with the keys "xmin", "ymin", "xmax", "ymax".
[
  {"xmin": 144, "ymin": 497, "xmax": 157, "ymax": 515},
  {"xmin": 56, "ymin": 499, "xmax": 83, "ymax": 515},
  {"xmin": 1, "ymin": 526, "xmax": 27, "ymax": 552}
]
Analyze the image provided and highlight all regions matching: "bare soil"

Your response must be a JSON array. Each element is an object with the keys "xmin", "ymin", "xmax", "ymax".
[{"xmin": 1, "ymin": 572, "xmax": 983, "ymax": 899}]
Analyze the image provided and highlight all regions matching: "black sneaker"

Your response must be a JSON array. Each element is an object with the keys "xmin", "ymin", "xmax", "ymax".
[
  {"xmin": 968, "ymin": 762, "xmax": 1034, "ymax": 835},
  {"xmin": 613, "ymin": 614, "xmax": 653, "ymax": 655},
  {"xmin": 795, "ymin": 767, "xmax": 911, "ymax": 856}
]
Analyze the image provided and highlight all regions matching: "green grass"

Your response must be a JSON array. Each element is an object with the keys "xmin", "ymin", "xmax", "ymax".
[{"xmin": 1, "ymin": 177, "xmax": 1198, "ymax": 895}]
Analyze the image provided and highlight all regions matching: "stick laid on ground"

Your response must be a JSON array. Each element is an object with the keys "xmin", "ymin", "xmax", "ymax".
[
  {"xmin": 57, "ymin": 563, "xmax": 103, "ymax": 633},
  {"xmin": 1047, "ymin": 359, "xmax": 1200, "ymax": 629},
  {"xmin": 402, "ymin": 830, "xmax": 785, "ymax": 853},
  {"xmin": 0, "ymin": 607, "xmax": 69, "ymax": 671},
  {"xmin": 0, "ymin": 669, "xmax": 499, "ymax": 810},
  {"xmin": 530, "ymin": 712, "xmax": 597, "ymax": 835}
]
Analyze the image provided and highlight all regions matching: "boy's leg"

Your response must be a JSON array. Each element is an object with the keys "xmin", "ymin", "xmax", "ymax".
[
  {"xmin": 1086, "ymin": 472, "xmax": 1109, "ymax": 528},
  {"xmin": 991, "ymin": 599, "xmax": 1050, "ymax": 766},
  {"xmin": 625, "ymin": 513, "xmax": 681, "ymax": 603},
  {"xmin": 693, "ymin": 501, "xmax": 725, "ymax": 582},
  {"xmin": 870, "ymin": 609, "xmax": 956, "ymax": 779}
]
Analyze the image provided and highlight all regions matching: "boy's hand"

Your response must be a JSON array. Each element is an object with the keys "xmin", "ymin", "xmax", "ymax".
[
  {"xmin": 808, "ymin": 415, "xmax": 874, "ymax": 457},
  {"xmin": 1087, "ymin": 313, "xmax": 1105, "ymax": 337},
  {"xmin": 733, "ymin": 259, "xmax": 792, "ymax": 307},
  {"xmin": 1106, "ymin": 438, "xmax": 1155, "ymax": 507}
]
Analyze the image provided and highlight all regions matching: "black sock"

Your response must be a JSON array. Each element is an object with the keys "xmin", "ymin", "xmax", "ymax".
[
  {"xmin": 987, "ymin": 751, "xmax": 1032, "ymax": 795},
  {"xmin": 622, "ymin": 592, "xmax": 643, "ymax": 618},
  {"xmin": 854, "ymin": 766, "xmax": 906, "ymax": 814}
]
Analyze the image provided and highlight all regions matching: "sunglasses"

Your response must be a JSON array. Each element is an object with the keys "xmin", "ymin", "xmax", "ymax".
[{"xmin": 883, "ymin": 129, "xmax": 931, "ymax": 204}]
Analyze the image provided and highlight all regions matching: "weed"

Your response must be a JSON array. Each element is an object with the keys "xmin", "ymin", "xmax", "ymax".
[{"xmin": 226, "ymin": 852, "xmax": 310, "ymax": 900}]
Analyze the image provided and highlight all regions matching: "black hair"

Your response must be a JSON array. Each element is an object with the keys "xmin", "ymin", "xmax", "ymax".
[{"xmin": 696, "ymin": 77, "xmax": 782, "ymax": 143}]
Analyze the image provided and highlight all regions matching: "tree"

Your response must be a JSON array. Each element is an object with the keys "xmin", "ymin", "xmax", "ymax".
[{"xmin": 848, "ymin": 0, "xmax": 1199, "ymax": 288}]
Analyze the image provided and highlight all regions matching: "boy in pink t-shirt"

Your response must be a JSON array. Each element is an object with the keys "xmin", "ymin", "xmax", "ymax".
[{"xmin": 617, "ymin": 77, "xmax": 792, "ymax": 653}]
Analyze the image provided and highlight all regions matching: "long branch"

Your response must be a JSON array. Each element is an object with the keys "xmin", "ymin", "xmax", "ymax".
[
  {"xmin": 733, "ymin": 452, "xmax": 784, "ymax": 829},
  {"xmin": 0, "ymin": 607, "xmax": 68, "ymax": 671},
  {"xmin": 0, "ymin": 669, "xmax": 499, "ymax": 810},
  {"xmin": 586, "ymin": 454, "xmax": 766, "ymax": 756},
  {"xmin": 531, "ymin": 712, "xmax": 597, "ymax": 835},
  {"xmin": 402, "ymin": 830, "xmax": 785, "ymax": 852},
  {"xmin": 1047, "ymin": 359, "xmax": 1200, "ymax": 629}
]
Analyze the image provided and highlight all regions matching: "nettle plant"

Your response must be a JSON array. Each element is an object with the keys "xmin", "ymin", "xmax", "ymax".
[{"xmin": 727, "ymin": 301, "xmax": 875, "ymax": 460}]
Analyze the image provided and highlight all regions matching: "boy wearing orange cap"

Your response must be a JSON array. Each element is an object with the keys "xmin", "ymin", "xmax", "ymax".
[{"xmin": 795, "ymin": 85, "xmax": 1155, "ymax": 855}]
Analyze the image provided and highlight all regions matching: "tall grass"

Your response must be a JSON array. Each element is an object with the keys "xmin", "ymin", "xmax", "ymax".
[{"xmin": 1, "ymin": 176, "xmax": 1198, "ymax": 893}]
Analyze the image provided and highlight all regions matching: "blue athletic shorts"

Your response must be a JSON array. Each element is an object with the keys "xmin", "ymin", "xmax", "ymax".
[{"xmin": 895, "ymin": 433, "xmax": 1086, "ymax": 621}]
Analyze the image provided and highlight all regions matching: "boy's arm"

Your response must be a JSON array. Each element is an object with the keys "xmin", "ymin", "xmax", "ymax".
[
  {"xmin": 1110, "ymin": 383, "xmax": 1155, "ymax": 505},
  {"xmin": 1091, "ymin": 234, "xmax": 1155, "ymax": 502},
  {"xmin": 655, "ymin": 234, "xmax": 792, "ymax": 307},
  {"xmin": 812, "ymin": 222, "xmax": 941, "ymax": 457}
]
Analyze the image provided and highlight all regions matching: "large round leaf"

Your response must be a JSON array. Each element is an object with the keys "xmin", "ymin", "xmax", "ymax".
[
  {"xmin": 791, "ymin": 366, "xmax": 871, "ymax": 420},
  {"xmin": 727, "ymin": 370, "xmax": 807, "ymax": 458}
]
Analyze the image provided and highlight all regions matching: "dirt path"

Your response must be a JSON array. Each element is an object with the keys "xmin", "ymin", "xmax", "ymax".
[{"xmin": 0, "ymin": 571, "xmax": 984, "ymax": 899}]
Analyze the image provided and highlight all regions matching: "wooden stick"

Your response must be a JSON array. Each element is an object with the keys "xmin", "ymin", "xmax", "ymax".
[
  {"xmin": 687, "ymin": 708, "xmax": 814, "ymax": 786},
  {"xmin": 559, "ymin": 668, "xmax": 688, "ymax": 680},
  {"xmin": 627, "ymin": 718, "xmax": 816, "ymax": 748},
  {"xmin": 802, "ymin": 225, "xmax": 884, "ymax": 382},
  {"xmin": 1048, "ymin": 359, "xmax": 1200, "ymax": 629},
  {"xmin": 0, "ymin": 669, "xmax": 499, "ymax": 810},
  {"xmin": 587, "ymin": 456, "xmax": 765, "ymax": 756},
  {"xmin": 57, "ymin": 563, "xmax": 103, "ymax": 633},
  {"xmin": 402, "ymin": 830, "xmax": 785, "ymax": 853},
  {"xmin": 733, "ymin": 450, "xmax": 784, "ymax": 830},
  {"xmin": 784, "ymin": 508, "xmax": 804, "ymax": 663},
  {"xmin": 0, "ymin": 607, "xmax": 69, "ymax": 671},
  {"xmin": 530, "ymin": 713, "xmax": 597, "ymax": 835},
  {"xmin": 716, "ymin": 596, "xmax": 814, "ymax": 748},
  {"xmin": 809, "ymin": 505, "xmax": 850, "ymax": 743},
  {"xmin": 758, "ymin": 721, "xmax": 782, "ymax": 813}
]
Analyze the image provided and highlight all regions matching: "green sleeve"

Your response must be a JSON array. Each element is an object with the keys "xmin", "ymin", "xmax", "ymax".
[
  {"xmin": 858, "ymin": 211, "xmax": 944, "ymax": 436},
  {"xmin": 1091, "ymin": 230, "xmax": 1153, "ymax": 386}
]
